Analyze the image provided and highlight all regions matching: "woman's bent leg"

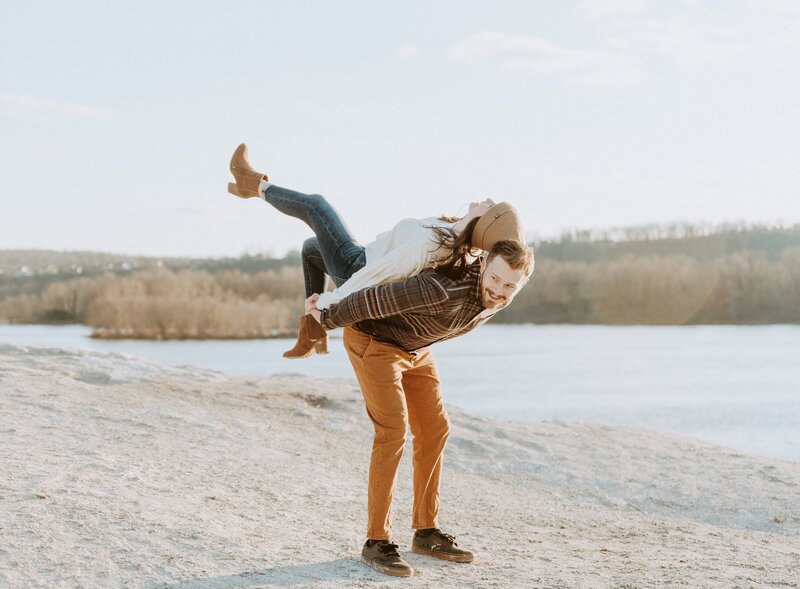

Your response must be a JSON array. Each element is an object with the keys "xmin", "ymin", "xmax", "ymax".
[
  {"xmin": 264, "ymin": 184, "xmax": 365, "ymax": 286},
  {"xmin": 301, "ymin": 237, "xmax": 327, "ymax": 298}
]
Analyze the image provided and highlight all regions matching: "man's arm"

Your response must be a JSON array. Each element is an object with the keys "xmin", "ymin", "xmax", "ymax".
[{"xmin": 318, "ymin": 272, "xmax": 451, "ymax": 329}]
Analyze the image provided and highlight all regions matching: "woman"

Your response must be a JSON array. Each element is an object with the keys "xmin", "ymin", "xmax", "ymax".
[{"xmin": 227, "ymin": 144, "xmax": 525, "ymax": 358}]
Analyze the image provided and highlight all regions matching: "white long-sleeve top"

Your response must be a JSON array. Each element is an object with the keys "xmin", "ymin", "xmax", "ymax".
[{"xmin": 315, "ymin": 216, "xmax": 471, "ymax": 310}]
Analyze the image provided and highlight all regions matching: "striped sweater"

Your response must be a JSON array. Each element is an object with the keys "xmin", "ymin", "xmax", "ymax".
[{"xmin": 320, "ymin": 259, "xmax": 498, "ymax": 352}]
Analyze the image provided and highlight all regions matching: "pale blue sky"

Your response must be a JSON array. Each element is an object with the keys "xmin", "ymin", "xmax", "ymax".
[{"xmin": 1, "ymin": 0, "xmax": 799, "ymax": 258}]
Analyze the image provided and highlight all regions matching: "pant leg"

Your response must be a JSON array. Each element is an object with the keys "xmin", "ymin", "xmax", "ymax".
[
  {"xmin": 343, "ymin": 326, "xmax": 413, "ymax": 540},
  {"xmin": 301, "ymin": 236, "xmax": 366, "ymax": 297},
  {"xmin": 402, "ymin": 347, "xmax": 450, "ymax": 530},
  {"xmin": 264, "ymin": 184, "xmax": 365, "ymax": 286},
  {"xmin": 301, "ymin": 237, "xmax": 327, "ymax": 297}
]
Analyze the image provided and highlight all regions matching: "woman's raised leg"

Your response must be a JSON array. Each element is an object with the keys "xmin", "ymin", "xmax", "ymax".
[{"xmin": 228, "ymin": 145, "xmax": 366, "ymax": 359}]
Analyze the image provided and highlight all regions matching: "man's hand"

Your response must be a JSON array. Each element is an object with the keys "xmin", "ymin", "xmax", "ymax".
[
  {"xmin": 305, "ymin": 293, "xmax": 323, "ymax": 325},
  {"xmin": 305, "ymin": 293, "xmax": 320, "ymax": 313}
]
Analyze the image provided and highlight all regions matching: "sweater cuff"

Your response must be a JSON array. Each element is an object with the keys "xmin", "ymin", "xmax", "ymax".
[{"xmin": 316, "ymin": 291, "xmax": 333, "ymax": 310}]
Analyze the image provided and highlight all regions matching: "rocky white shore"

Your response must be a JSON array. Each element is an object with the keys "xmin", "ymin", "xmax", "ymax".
[{"xmin": 1, "ymin": 343, "xmax": 798, "ymax": 588}]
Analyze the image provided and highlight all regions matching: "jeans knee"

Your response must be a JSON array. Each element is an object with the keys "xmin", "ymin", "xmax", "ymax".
[
  {"xmin": 308, "ymin": 193, "xmax": 327, "ymax": 208},
  {"xmin": 301, "ymin": 237, "xmax": 319, "ymax": 256}
]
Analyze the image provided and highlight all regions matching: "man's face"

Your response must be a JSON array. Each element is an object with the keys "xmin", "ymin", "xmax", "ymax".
[{"xmin": 479, "ymin": 255, "xmax": 529, "ymax": 309}]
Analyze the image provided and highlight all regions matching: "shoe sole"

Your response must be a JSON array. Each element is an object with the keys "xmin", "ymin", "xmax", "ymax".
[
  {"xmin": 360, "ymin": 556, "xmax": 414, "ymax": 577},
  {"xmin": 282, "ymin": 347, "xmax": 316, "ymax": 359},
  {"xmin": 411, "ymin": 546, "xmax": 474, "ymax": 563},
  {"xmin": 282, "ymin": 344, "xmax": 328, "ymax": 359}
]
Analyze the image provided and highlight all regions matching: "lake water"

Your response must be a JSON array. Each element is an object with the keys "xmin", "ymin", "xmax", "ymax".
[{"xmin": 1, "ymin": 323, "xmax": 798, "ymax": 462}]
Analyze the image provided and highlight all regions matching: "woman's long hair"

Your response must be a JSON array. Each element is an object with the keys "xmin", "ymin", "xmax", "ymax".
[{"xmin": 425, "ymin": 216, "xmax": 482, "ymax": 280}]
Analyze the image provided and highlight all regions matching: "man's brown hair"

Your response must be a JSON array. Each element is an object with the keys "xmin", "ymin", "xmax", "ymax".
[{"xmin": 487, "ymin": 239, "xmax": 535, "ymax": 277}]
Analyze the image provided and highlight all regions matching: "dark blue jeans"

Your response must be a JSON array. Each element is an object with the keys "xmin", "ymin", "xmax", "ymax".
[{"xmin": 263, "ymin": 184, "xmax": 367, "ymax": 297}]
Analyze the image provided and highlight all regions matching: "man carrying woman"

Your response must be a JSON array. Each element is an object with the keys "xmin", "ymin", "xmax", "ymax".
[{"xmin": 228, "ymin": 144, "xmax": 534, "ymax": 577}]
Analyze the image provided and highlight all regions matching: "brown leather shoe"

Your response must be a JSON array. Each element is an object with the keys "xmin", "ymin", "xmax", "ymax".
[
  {"xmin": 228, "ymin": 143, "xmax": 268, "ymax": 198},
  {"xmin": 361, "ymin": 540, "xmax": 414, "ymax": 577},
  {"xmin": 411, "ymin": 528, "xmax": 475, "ymax": 563},
  {"xmin": 282, "ymin": 314, "xmax": 328, "ymax": 359}
]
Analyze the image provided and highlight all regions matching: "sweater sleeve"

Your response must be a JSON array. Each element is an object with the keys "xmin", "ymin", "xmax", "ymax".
[{"xmin": 320, "ymin": 272, "xmax": 451, "ymax": 329}]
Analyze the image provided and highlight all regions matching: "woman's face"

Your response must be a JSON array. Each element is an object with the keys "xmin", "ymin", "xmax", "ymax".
[{"xmin": 467, "ymin": 198, "xmax": 495, "ymax": 219}]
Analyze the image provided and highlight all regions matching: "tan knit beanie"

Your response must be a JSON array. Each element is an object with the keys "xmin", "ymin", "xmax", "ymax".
[{"xmin": 471, "ymin": 202, "xmax": 525, "ymax": 251}]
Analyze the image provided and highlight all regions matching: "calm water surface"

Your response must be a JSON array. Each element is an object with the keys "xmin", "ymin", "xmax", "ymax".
[{"xmin": 2, "ymin": 323, "xmax": 798, "ymax": 462}]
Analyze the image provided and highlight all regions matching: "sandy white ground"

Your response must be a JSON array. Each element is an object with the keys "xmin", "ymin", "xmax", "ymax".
[{"xmin": 1, "ymin": 342, "xmax": 798, "ymax": 588}]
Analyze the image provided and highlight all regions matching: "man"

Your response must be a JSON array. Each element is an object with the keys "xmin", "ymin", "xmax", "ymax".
[{"xmin": 307, "ymin": 239, "xmax": 534, "ymax": 577}]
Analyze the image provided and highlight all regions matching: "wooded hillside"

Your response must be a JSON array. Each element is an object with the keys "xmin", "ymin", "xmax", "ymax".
[{"xmin": 2, "ymin": 223, "xmax": 799, "ymax": 337}]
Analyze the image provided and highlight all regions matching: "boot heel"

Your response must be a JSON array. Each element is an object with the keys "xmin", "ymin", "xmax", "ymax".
[
  {"xmin": 314, "ymin": 338, "xmax": 329, "ymax": 355},
  {"xmin": 228, "ymin": 182, "xmax": 261, "ymax": 199},
  {"xmin": 228, "ymin": 183, "xmax": 261, "ymax": 198}
]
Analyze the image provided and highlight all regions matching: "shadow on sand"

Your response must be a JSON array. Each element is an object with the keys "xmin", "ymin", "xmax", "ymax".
[{"xmin": 149, "ymin": 557, "xmax": 401, "ymax": 588}]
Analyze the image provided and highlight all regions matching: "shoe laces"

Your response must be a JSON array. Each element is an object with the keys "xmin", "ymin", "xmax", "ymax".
[
  {"xmin": 433, "ymin": 529, "xmax": 457, "ymax": 545},
  {"xmin": 378, "ymin": 541, "xmax": 401, "ymax": 557}
]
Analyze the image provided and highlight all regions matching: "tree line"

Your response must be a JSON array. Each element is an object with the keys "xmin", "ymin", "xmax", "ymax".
[
  {"xmin": 0, "ymin": 267, "xmax": 305, "ymax": 339},
  {"xmin": 497, "ymin": 248, "xmax": 800, "ymax": 325},
  {"xmin": 1, "ymin": 247, "xmax": 799, "ymax": 337}
]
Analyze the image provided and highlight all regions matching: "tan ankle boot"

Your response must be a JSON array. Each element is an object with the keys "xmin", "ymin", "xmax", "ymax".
[
  {"xmin": 228, "ymin": 143, "xmax": 268, "ymax": 198},
  {"xmin": 283, "ymin": 314, "xmax": 329, "ymax": 359}
]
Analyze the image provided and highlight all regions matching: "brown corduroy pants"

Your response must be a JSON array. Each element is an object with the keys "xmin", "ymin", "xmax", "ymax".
[{"xmin": 343, "ymin": 326, "xmax": 451, "ymax": 540}]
